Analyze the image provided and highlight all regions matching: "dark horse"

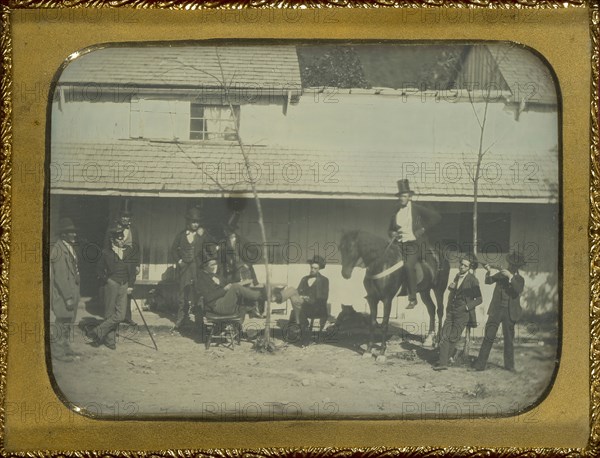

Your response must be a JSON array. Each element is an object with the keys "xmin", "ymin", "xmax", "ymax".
[{"xmin": 339, "ymin": 230, "xmax": 450, "ymax": 356}]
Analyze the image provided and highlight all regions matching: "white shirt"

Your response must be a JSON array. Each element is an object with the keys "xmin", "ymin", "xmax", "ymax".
[
  {"xmin": 122, "ymin": 227, "xmax": 131, "ymax": 246},
  {"xmin": 307, "ymin": 277, "xmax": 316, "ymax": 287},
  {"xmin": 456, "ymin": 273, "xmax": 467, "ymax": 290},
  {"xmin": 62, "ymin": 239, "xmax": 77, "ymax": 261},
  {"xmin": 395, "ymin": 201, "xmax": 416, "ymax": 242},
  {"xmin": 112, "ymin": 244, "xmax": 124, "ymax": 260},
  {"xmin": 62, "ymin": 240, "xmax": 79, "ymax": 276},
  {"xmin": 185, "ymin": 230, "xmax": 195, "ymax": 244}
]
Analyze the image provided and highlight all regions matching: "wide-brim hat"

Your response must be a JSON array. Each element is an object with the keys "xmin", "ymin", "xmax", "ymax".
[
  {"xmin": 185, "ymin": 207, "xmax": 204, "ymax": 222},
  {"xmin": 307, "ymin": 255, "xmax": 326, "ymax": 269},
  {"xmin": 459, "ymin": 253, "xmax": 479, "ymax": 270},
  {"xmin": 394, "ymin": 179, "xmax": 415, "ymax": 197},
  {"xmin": 506, "ymin": 251, "xmax": 526, "ymax": 267},
  {"xmin": 58, "ymin": 217, "xmax": 77, "ymax": 234}
]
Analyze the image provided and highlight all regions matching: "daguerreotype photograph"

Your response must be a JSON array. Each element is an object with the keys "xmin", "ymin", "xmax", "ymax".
[{"xmin": 48, "ymin": 42, "xmax": 560, "ymax": 420}]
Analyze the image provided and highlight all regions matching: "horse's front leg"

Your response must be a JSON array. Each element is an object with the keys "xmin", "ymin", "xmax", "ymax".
[
  {"xmin": 436, "ymin": 305, "xmax": 444, "ymax": 347},
  {"xmin": 380, "ymin": 298, "xmax": 393, "ymax": 358},
  {"xmin": 365, "ymin": 296, "xmax": 378, "ymax": 356}
]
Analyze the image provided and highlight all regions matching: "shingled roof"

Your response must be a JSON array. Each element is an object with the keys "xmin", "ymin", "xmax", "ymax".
[
  {"xmin": 59, "ymin": 45, "xmax": 302, "ymax": 91},
  {"xmin": 50, "ymin": 140, "xmax": 558, "ymax": 202},
  {"xmin": 487, "ymin": 44, "xmax": 557, "ymax": 105},
  {"xmin": 457, "ymin": 44, "xmax": 558, "ymax": 106}
]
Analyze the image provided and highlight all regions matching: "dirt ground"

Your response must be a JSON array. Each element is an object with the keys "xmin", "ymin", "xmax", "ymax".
[{"xmin": 51, "ymin": 300, "xmax": 559, "ymax": 421}]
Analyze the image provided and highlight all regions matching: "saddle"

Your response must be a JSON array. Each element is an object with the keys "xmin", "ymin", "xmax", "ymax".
[{"xmin": 396, "ymin": 252, "xmax": 439, "ymax": 297}]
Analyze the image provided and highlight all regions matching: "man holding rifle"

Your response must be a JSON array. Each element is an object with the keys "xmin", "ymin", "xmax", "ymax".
[{"xmin": 472, "ymin": 252, "xmax": 526, "ymax": 372}]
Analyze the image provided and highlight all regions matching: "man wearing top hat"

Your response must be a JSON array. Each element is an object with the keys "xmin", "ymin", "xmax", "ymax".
[
  {"xmin": 88, "ymin": 223, "xmax": 138, "ymax": 350},
  {"xmin": 433, "ymin": 253, "xmax": 482, "ymax": 371},
  {"xmin": 170, "ymin": 206, "xmax": 218, "ymax": 332},
  {"xmin": 104, "ymin": 199, "xmax": 140, "ymax": 250},
  {"xmin": 50, "ymin": 217, "xmax": 81, "ymax": 362},
  {"xmin": 103, "ymin": 199, "xmax": 140, "ymax": 326},
  {"xmin": 389, "ymin": 179, "xmax": 442, "ymax": 309},
  {"xmin": 472, "ymin": 252, "xmax": 526, "ymax": 372}
]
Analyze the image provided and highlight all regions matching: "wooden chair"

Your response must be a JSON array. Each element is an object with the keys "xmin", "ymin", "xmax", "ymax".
[{"xmin": 195, "ymin": 297, "xmax": 243, "ymax": 350}]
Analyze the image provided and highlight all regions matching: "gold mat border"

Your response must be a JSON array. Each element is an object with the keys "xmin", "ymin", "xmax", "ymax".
[{"xmin": 0, "ymin": 0, "xmax": 596, "ymax": 455}]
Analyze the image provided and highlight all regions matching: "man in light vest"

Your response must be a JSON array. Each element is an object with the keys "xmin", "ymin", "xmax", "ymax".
[{"xmin": 388, "ymin": 179, "xmax": 441, "ymax": 309}]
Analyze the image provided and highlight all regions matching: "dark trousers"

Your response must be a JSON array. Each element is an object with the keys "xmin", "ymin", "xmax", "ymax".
[
  {"xmin": 210, "ymin": 284, "xmax": 261, "ymax": 316},
  {"xmin": 437, "ymin": 308, "xmax": 470, "ymax": 367},
  {"xmin": 400, "ymin": 241, "xmax": 421, "ymax": 300},
  {"xmin": 100, "ymin": 284, "xmax": 133, "ymax": 322},
  {"xmin": 175, "ymin": 284, "xmax": 196, "ymax": 328},
  {"xmin": 474, "ymin": 307, "xmax": 516, "ymax": 370},
  {"xmin": 94, "ymin": 279, "xmax": 128, "ymax": 347}
]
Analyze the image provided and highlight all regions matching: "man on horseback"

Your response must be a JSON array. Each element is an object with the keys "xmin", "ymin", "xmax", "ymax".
[{"xmin": 389, "ymin": 179, "xmax": 441, "ymax": 309}]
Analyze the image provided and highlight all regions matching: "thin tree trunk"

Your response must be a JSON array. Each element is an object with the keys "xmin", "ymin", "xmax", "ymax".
[
  {"xmin": 472, "ymin": 90, "xmax": 490, "ymax": 256},
  {"xmin": 215, "ymin": 52, "xmax": 273, "ymax": 348}
]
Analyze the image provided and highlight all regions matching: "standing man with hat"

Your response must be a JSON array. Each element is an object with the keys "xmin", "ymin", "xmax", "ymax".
[
  {"xmin": 220, "ymin": 221, "xmax": 258, "ymax": 287},
  {"xmin": 89, "ymin": 223, "xmax": 138, "ymax": 350},
  {"xmin": 434, "ymin": 253, "xmax": 482, "ymax": 371},
  {"xmin": 472, "ymin": 251, "xmax": 526, "ymax": 372},
  {"xmin": 389, "ymin": 179, "xmax": 442, "ymax": 309},
  {"xmin": 104, "ymin": 199, "xmax": 140, "ymax": 326},
  {"xmin": 50, "ymin": 217, "xmax": 81, "ymax": 362},
  {"xmin": 170, "ymin": 206, "xmax": 217, "ymax": 332}
]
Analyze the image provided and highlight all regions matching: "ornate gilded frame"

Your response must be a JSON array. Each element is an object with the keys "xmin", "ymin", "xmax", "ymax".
[{"xmin": 0, "ymin": 0, "xmax": 597, "ymax": 455}]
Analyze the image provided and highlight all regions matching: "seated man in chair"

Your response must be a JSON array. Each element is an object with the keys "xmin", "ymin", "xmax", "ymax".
[
  {"xmin": 196, "ymin": 256, "xmax": 266, "ymax": 320},
  {"xmin": 280, "ymin": 255, "xmax": 330, "ymax": 346}
]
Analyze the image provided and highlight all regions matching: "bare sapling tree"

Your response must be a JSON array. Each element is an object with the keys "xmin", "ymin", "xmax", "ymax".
[{"xmin": 169, "ymin": 50, "xmax": 278, "ymax": 352}]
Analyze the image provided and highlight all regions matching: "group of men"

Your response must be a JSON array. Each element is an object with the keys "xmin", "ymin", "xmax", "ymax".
[
  {"xmin": 50, "ymin": 181, "xmax": 526, "ymax": 370},
  {"xmin": 432, "ymin": 250, "xmax": 526, "ymax": 372},
  {"xmin": 170, "ymin": 206, "xmax": 330, "ymax": 343},
  {"xmin": 49, "ymin": 202, "xmax": 331, "ymax": 357},
  {"xmin": 389, "ymin": 179, "xmax": 526, "ymax": 373},
  {"xmin": 49, "ymin": 206, "xmax": 140, "ymax": 359}
]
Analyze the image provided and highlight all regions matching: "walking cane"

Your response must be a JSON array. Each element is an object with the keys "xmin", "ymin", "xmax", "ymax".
[{"xmin": 131, "ymin": 295, "xmax": 159, "ymax": 351}]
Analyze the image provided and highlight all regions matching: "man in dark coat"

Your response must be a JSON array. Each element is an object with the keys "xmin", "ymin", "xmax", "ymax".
[
  {"xmin": 89, "ymin": 224, "xmax": 138, "ymax": 350},
  {"xmin": 219, "ymin": 222, "xmax": 259, "ymax": 287},
  {"xmin": 280, "ymin": 255, "xmax": 330, "ymax": 345},
  {"xmin": 473, "ymin": 252, "xmax": 526, "ymax": 372},
  {"xmin": 389, "ymin": 179, "xmax": 441, "ymax": 309},
  {"xmin": 103, "ymin": 199, "xmax": 140, "ymax": 325},
  {"xmin": 196, "ymin": 257, "xmax": 264, "ymax": 317},
  {"xmin": 434, "ymin": 253, "xmax": 483, "ymax": 371},
  {"xmin": 50, "ymin": 217, "xmax": 81, "ymax": 362},
  {"xmin": 170, "ymin": 207, "xmax": 218, "ymax": 332}
]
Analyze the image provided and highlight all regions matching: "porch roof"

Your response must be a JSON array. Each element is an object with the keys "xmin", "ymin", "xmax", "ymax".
[{"xmin": 50, "ymin": 140, "xmax": 558, "ymax": 203}]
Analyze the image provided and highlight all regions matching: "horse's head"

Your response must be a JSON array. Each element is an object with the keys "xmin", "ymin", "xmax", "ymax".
[{"xmin": 339, "ymin": 231, "xmax": 360, "ymax": 279}]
